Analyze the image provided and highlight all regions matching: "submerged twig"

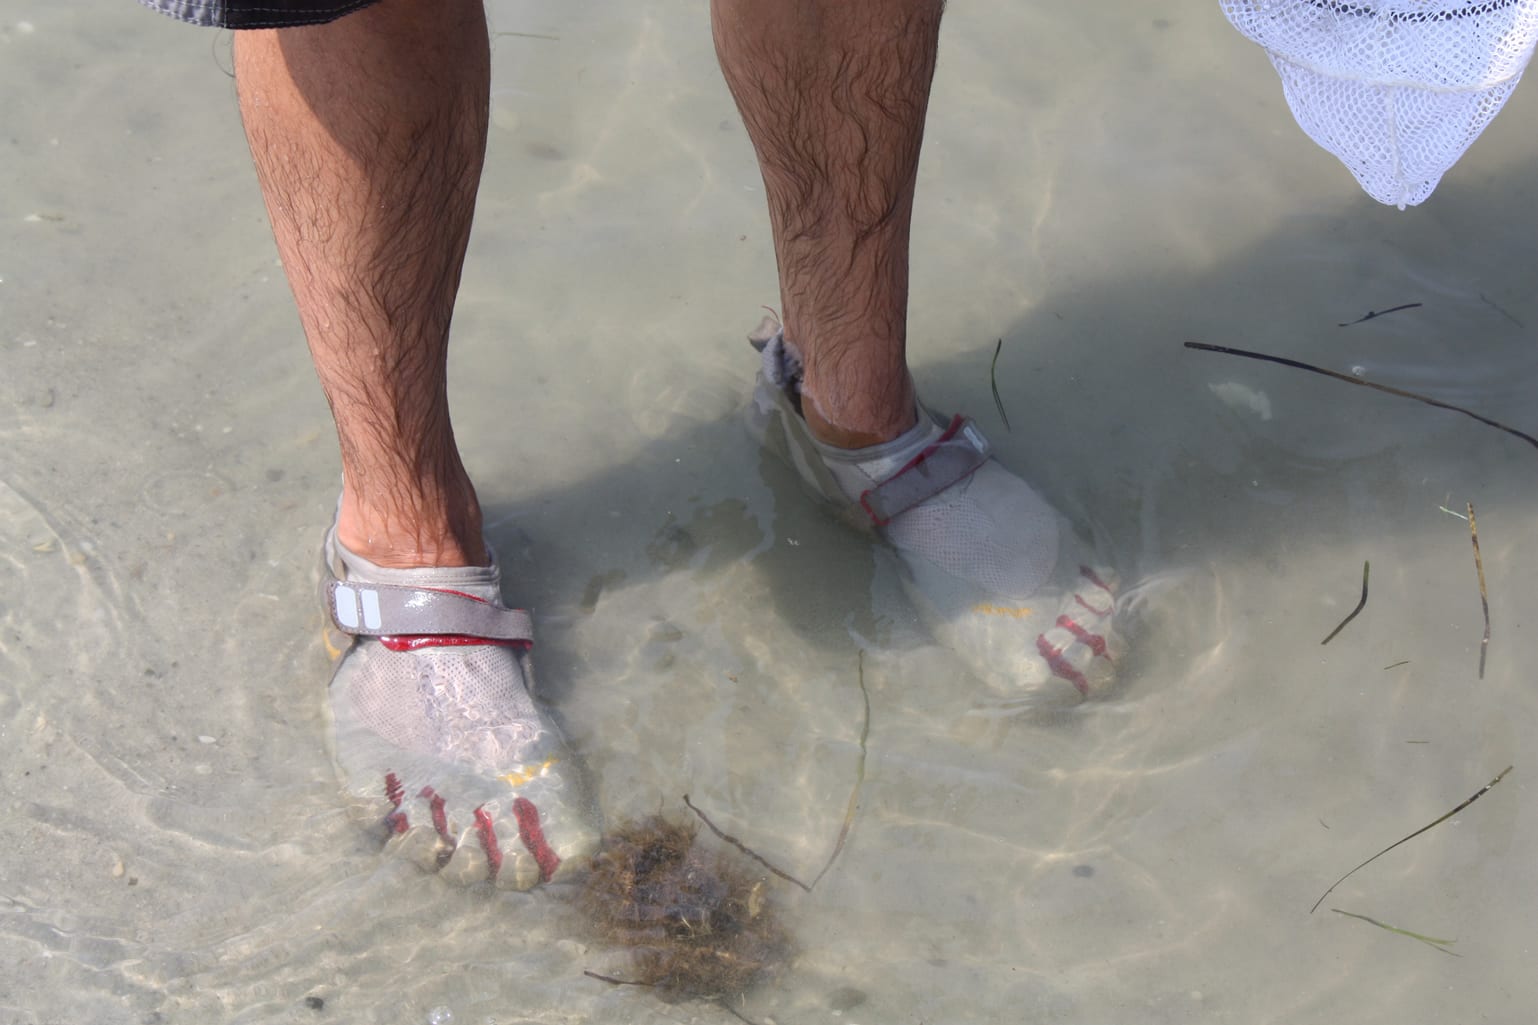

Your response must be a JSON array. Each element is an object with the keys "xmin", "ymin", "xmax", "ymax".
[
  {"xmin": 1321, "ymin": 561, "xmax": 1370, "ymax": 645},
  {"xmin": 1184, "ymin": 342, "xmax": 1538, "ymax": 454},
  {"xmin": 1311, "ymin": 766, "xmax": 1512, "ymax": 913},
  {"xmin": 684, "ymin": 794, "xmax": 812, "ymax": 893},
  {"xmin": 990, "ymin": 339, "xmax": 1011, "ymax": 432},
  {"xmin": 583, "ymin": 970, "xmax": 653, "ymax": 988},
  {"xmin": 1330, "ymin": 908, "xmax": 1460, "ymax": 956},
  {"xmin": 685, "ymin": 651, "xmax": 874, "ymax": 894},
  {"xmin": 720, "ymin": 1000, "xmax": 769, "ymax": 1025},
  {"xmin": 809, "ymin": 650, "xmax": 872, "ymax": 889},
  {"xmin": 1479, "ymin": 292, "xmax": 1524, "ymax": 328},
  {"xmin": 1382, "ymin": 660, "xmax": 1410, "ymax": 670},
  {"xmin": 1338, "ymin": 303, "xmax": 1422, "ymax": 327},
  {"xmin": 1468, "ymin": 502, "xmax": 1490, "ymax": 680}
]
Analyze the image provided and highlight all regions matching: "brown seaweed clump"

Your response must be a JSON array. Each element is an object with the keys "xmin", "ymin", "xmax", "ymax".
[{"xmin": 580, "ymin": 815, "xmax": 793, "ymax": 1002}]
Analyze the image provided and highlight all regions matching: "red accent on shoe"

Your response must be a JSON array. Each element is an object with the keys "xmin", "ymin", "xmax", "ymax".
[
  {"xmin": 380, "ymin": 634, "xmax": 531, "ymax": 653},
  {"xmin": 385, "ymin": 810, "xmax": 409, "ymax": 835},
  {"xmin": 371, "ymin": 589, "xmax": 532, "ymax": 652},
  {"xmin": 512, "ymin": 797, "xmax": 561, "ymax": 884},
  {"xmin": 474, "ymin": 805, "xmax": 502, "ymax": 882},
  {"xmin": 420, "ymin": 786, "xmax": 451, "ymax": 842},
  {"xmin": 429, "ymin": 588, "xmax": 492, "ymax": 604},
  {"xmin": 384, "ymin": 772, "xmax": 405, "ymax": 808},
  {"xmin": 1036, "ymin": 634, "xmax": 1091, "ymax": 696},
  {"xmin": 859, "ymin": 415, "xmax": 978, "ymax": 527},
  {"xmin": 1056, "ymin": 614, "xmax": 1110, "ymax": 659}
]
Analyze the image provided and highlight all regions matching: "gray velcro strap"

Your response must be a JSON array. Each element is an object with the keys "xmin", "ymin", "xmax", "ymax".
[
  {"xmin": 325, "ymin": 580, "xmax": 534, "ymax": 642},
  {"xmin": 859, "ymin": 415, "xmax": 991, "ymax": 527}
]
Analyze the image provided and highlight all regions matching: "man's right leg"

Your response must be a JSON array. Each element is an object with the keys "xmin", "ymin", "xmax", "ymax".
[
  {"xmin": 236, "ymin": 0, "xmax": 487, "ymax": 570},
  {"xmin": 230, "ymin": 0, "xmax": 596, "ymax": 887}
]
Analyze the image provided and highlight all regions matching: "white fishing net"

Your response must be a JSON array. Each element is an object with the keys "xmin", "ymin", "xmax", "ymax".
[{"xmin": 1221, "ymin": 0, "xmax": 1538, "ymax": 207}]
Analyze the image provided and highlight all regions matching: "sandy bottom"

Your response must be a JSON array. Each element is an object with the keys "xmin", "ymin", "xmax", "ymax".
[{"xmin": 4, "ymin": 1, "xmax": 1538, "ymax": 1023}]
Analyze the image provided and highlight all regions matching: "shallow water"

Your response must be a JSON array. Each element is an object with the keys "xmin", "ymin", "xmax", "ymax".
[{"xmin": 4, "ymin": 1, "xmax": 1538, "ymax": 1023}]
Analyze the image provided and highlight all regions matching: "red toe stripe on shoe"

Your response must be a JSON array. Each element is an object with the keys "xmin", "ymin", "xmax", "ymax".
[
  {"xmin": 380, "ymin": 635, "xmax": 531, "ymax": 653},
  {"xmin": 384, "ymin": 772, "xmax": 405, "ymax": 808},
  {"xmin": 1074, "ymin": 593, "xmax": 1114, "ymax": 618},
  {"xmin": 512, "ymin": 797, "xmax": 561, "ymax": 884},
  {"xmin": 419, "ymin": 786, "xmax": 451, "ymax": 842},
  {"xmin": 1036, "ymin": 635, "xmax": 1091, "ymax": 696},
  {"xmin": 1057, "ymin": 614, "xmax": 1110, "ymax": 660},
  {"xmin": 474, "ymin": 805, "xmax": 503, "ymax": 882}
]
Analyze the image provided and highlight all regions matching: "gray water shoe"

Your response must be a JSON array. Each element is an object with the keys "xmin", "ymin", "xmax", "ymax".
[
  {"xmin": 321, "ymin": 526, "xmax": 599, "ymax": 888},
  {"xmin": 747, "ymin": 313, "xmax": 1121, "ymax": 704}
]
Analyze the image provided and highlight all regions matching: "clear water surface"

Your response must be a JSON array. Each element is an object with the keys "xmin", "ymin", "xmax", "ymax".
[{"xmin": 3, "ymin": 2, "xmax": 1537, "ymax": 1023}]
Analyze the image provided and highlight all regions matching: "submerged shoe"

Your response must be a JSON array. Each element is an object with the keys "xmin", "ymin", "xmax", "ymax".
[
  {"xmin": 321, "ymin": 527, "xmax": 599, "ymax": 888},
  {"xmin": 747, "ymin": 314, "xmax": 1122, "ymax": 703}
]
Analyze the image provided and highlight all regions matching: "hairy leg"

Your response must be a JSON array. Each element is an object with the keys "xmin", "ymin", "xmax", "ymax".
[
  {"xmin": 712, "ymin": 0, "xmax": 945, "ymax": 448},
  {"xmin": 235, "ymin": 0, "xmax": 490, "ymax": 568}
]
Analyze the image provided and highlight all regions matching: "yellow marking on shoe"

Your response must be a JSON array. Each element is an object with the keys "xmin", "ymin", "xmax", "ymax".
[
  {"xmin": 321, "ymin": 628, "xmax": 347, "ymax": 662},
  {"xmin": 971, "ymin": 603, "xmax": 1035, "ymax": 619},
  {"xmin": 500, "ymin": 757, "xmax": 559, "ymax": 788}
]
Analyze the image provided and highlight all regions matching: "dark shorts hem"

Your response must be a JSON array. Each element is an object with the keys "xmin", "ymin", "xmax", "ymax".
[{"xmin": 137, "ymin": 0, "xmax": 381, "ymax": 30}]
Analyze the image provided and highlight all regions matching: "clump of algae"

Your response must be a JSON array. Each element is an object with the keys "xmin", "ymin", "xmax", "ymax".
[{"xmin": 579, "ymin": 815, "xmax": 792, "ymax": 1002}]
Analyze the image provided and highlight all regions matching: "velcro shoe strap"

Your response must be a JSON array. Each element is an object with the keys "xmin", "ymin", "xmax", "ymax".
[
  {"xmin": 859, "ymin": 415, "xmax": 991, "ymax": 527},
  {"xmin": 326, "ymin": 580, "xmax": 534, "ymax": 643}
]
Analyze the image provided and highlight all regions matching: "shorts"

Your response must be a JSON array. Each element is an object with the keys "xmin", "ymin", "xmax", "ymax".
[{"xmin": 138, "ymin": 0, "xmax": 381, "ymax": 30}]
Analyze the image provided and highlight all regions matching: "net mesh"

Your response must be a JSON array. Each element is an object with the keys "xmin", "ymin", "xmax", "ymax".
[{"xmin": 1221, "ymin": 0, "xmax": 1538, "ymax": 206}]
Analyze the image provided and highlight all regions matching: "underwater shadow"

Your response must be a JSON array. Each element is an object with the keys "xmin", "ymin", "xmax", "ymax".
[{"xmin": 480, "ymin": 146, "xmax": 1538, "ymax": 708}]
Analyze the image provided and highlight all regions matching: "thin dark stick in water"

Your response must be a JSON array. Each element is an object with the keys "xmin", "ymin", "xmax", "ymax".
[
  {"xmin": 1330, "ymin": 908, "xmax": 1460, "ymax": 956},
  {"xmin": 684, "ymin": 795, "xmax": 812, "ymax": 893},
  {"xmin": 990, "ymin": 338, "xmax": 1011, "ymax": 432},
  {"xmin": 1310, "ymin": 766, "xmax": 1512, "ymax": 913},
  {"xmin": 1338, "ymin": 302, "xmax": 1422, "ymax": 327},
  {"xmin": 1321, "ymin": 561, "xmax": 1369, "ymax": 645},
  {"xmin": 1382, "ymin": 660, "xmax": 1410, "ymax": 670},
  {"xmin": 1183, "ymin": 342, "xmax": 1538, "ymax": 454},
  {"xmin": 685, "ymin": 649, "xmax": 873, "ymax": 893},
  {"xmin": 1468, "ymin": 502, "xmax": 1490, "ymax": 680},
  {"xmin": 809, "ymin": 650, "xmax": 872, "ymax": 889},
  {"xmin": 1479, "ymin": 292, "xmax": 1524, "ymax": 328},
  {"xmin": 720, "ymin": 1000, "xmax": 769, "ymax": 1025},
  {"xmin": 584, "ymin": 970, "xmax": 653, "ymax": 987},
  {"xmin": 586, "ymin": 970, "xmax": 767, "ymax": 1023}
]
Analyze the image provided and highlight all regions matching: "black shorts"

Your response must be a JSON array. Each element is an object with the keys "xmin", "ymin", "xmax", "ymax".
[{"xmin": 138, "ymin": 0, "xmax": 381, "ymax": 30}]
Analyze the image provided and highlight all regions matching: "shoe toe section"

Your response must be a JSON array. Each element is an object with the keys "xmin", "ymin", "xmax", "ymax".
[
  {"xmin": 441, "ymin": 833, "xmax": 493, "ymax": 885},
  {"xmin": 386, "ymin": 822, "xmax": 455, "ymax": 872},
  {"xmin": 328, "ymin": 635, "xmax": 600, "ymax": 888},
  {"xmin": 906, "ymin": 551, "xmax": 1122, "ymax": 704}
]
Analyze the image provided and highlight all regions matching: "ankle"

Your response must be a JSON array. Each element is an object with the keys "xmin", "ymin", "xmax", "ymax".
[
  {"xmin": 336, "ymin": 522, "xmax": 487, "ymax": 569},
  {"xmin": 802, "ymin": 389, "xmax": 918, "ymax": 449},
  {"xmin": 336, "ymin": 488, "xmax": 487, "ymax": 569}
]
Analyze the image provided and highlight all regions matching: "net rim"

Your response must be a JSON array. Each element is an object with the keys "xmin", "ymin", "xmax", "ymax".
[{"xmin": 1291, "ymin": 0, "xmax": 1527, "ymax": 24}]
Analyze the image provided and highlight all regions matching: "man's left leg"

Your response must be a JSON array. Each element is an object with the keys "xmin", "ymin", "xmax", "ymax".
[{"xmin": 713, "ymin": 0, "xmax": 1121, "ymax": 701}]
